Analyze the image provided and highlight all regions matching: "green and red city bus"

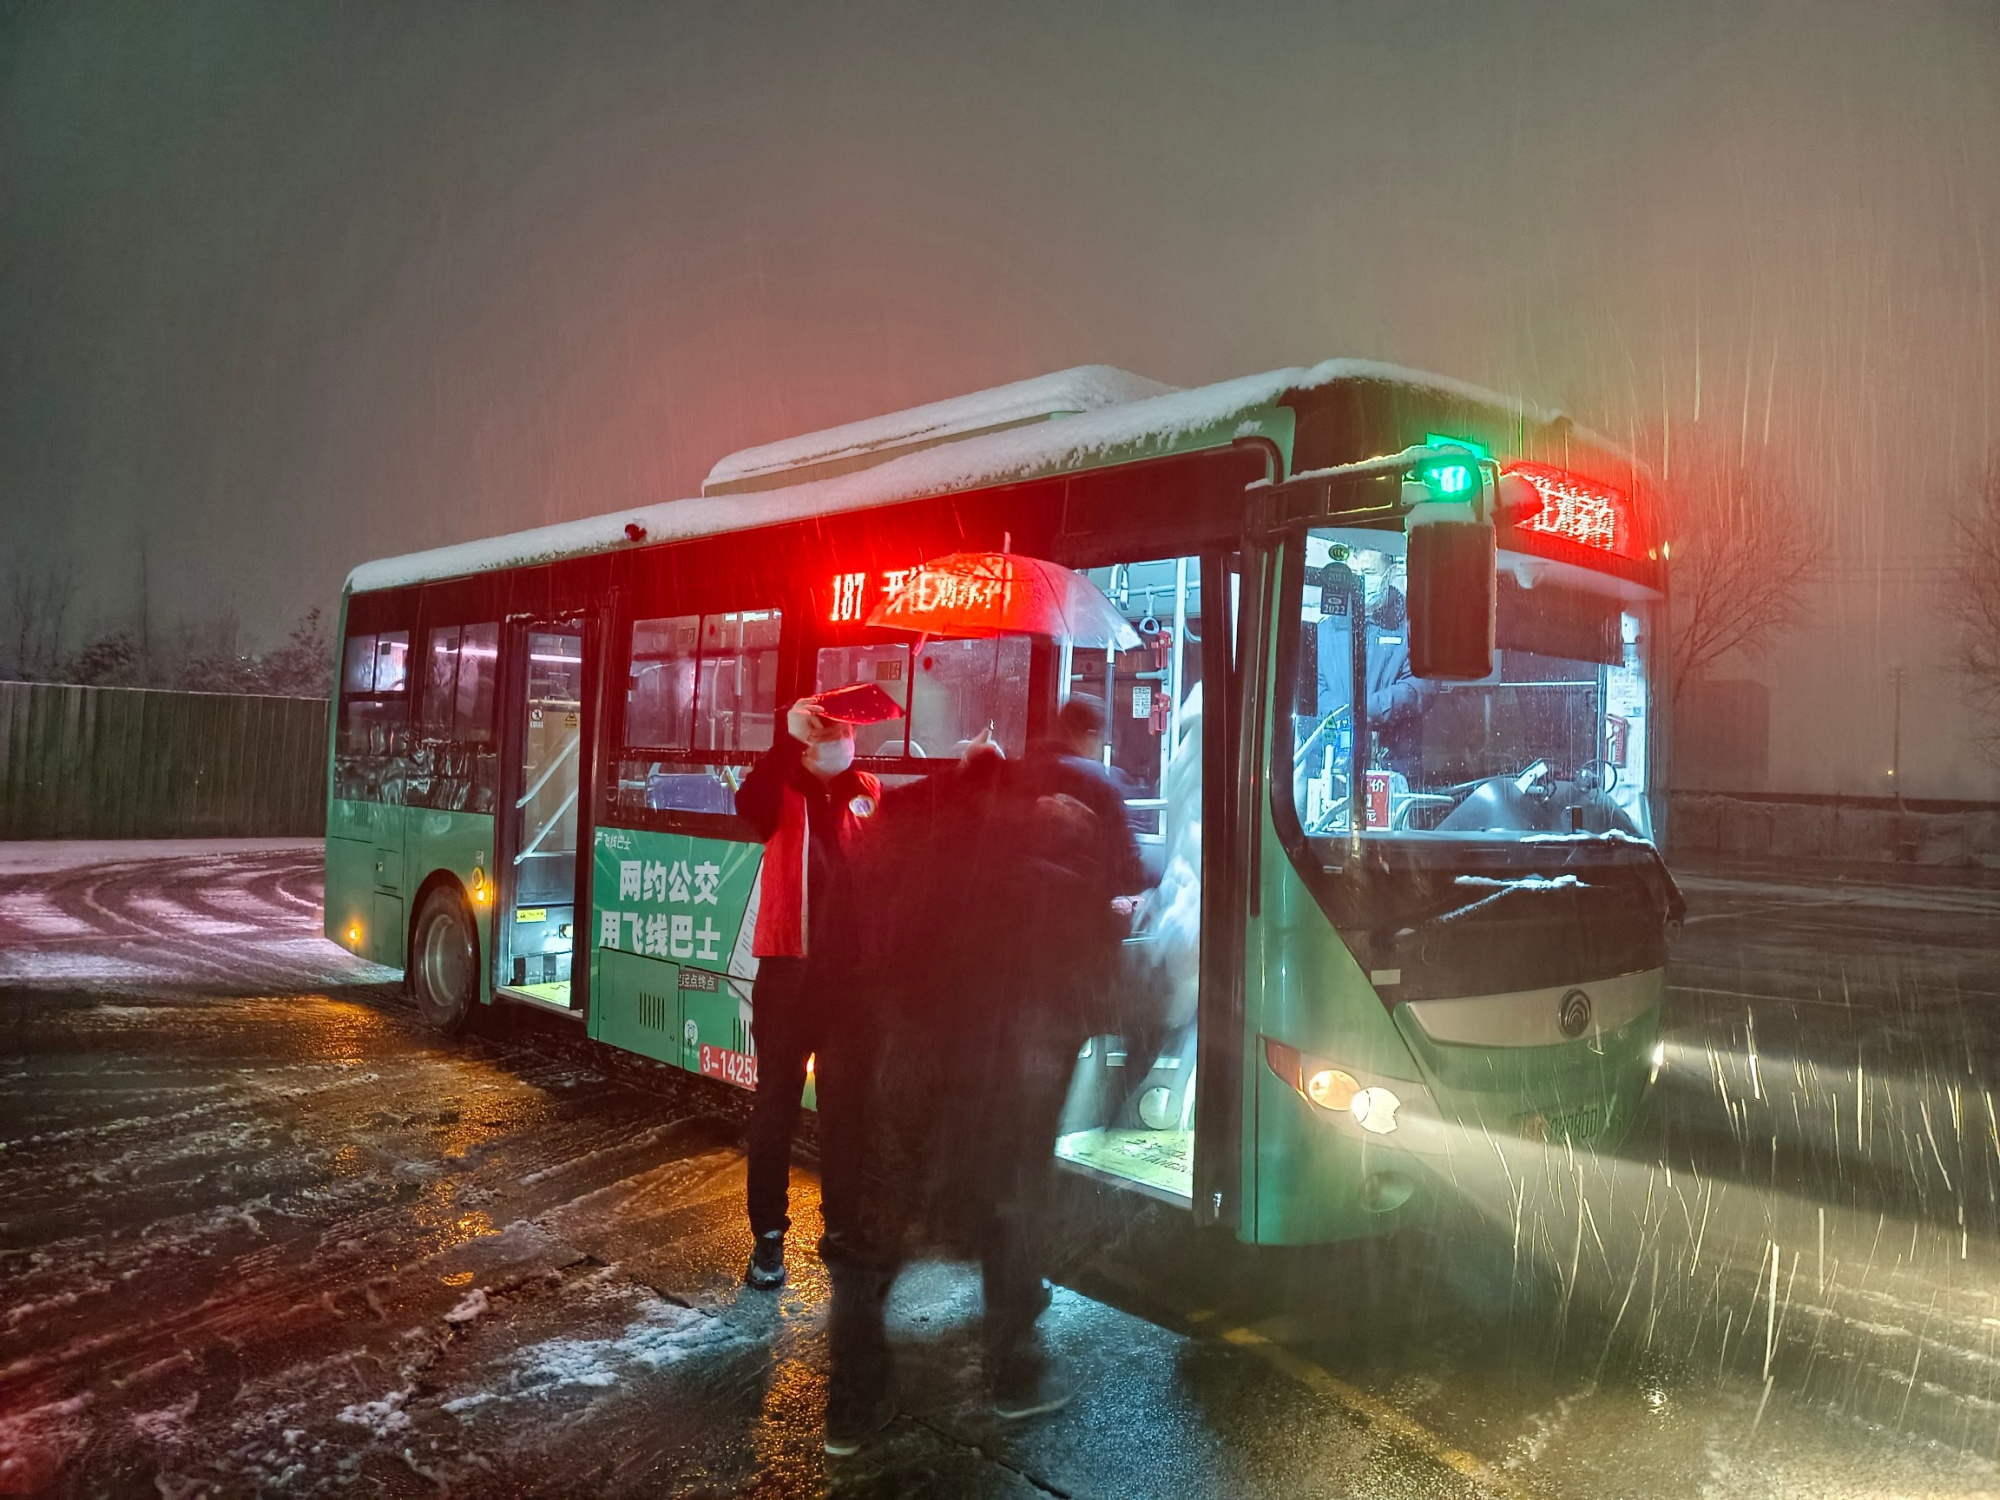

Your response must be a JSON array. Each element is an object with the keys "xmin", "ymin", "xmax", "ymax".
[{"xmin": 326, "ymin": 360, "xmax": 1677, "ymax": 1245}]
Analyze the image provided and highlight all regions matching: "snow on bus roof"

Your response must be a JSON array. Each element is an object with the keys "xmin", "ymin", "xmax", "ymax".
[
  {"xmin": 344, "ymin": 358, "xmax": 1567, "ymax": 595},
  {"xmin": 702, "ymin": 364, "xmax": 1174, "ymax": 493}
]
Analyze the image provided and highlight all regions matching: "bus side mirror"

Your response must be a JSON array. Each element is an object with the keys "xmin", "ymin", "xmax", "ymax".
[{"xmin": 1405, "ymin": 499, "xmax": 1495, "ymax": 680}]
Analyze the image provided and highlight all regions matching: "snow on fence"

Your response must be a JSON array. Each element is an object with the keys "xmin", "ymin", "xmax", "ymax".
[
  {"xmin": 0, "ymin": 681, "xmax": 328, "ymax": 840},
  {"xmin": 1669, "ymin": 789, "xmax": 2000, "ymax": 867}
]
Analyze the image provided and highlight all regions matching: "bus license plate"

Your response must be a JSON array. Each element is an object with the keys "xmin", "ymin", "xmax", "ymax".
[
  {"xmin": 1514, "ymin": 1104, "xmax": 1604, "ymax": 1143},
  {"xmin": 699, "ymin": 1044, "xmax": 758, "ymax": 1091}
]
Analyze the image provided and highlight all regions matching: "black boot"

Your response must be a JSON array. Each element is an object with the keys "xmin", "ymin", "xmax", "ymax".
[{"xmin": 744, "ymin": 1229, "xmax": 787, "ymax": 1289}]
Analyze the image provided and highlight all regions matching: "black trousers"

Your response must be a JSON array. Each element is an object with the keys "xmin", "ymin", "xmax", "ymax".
[
  {"xmin": 821, "ymin": 1020, "xmax": 1071, "ymax": 1413},
  {"xmin": 746, "ymin": 956, "xmax": 823, "ymax": 1240}
]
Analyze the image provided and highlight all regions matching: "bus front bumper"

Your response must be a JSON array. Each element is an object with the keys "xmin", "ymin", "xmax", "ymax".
[{"xmin": 1247, "ymin": 972, "xmax": 1663, "ymax": 1245}]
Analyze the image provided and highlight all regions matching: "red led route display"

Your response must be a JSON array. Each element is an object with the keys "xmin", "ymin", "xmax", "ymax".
[
  {"xmin": 1504, "ymin": 462, "xmax": 1630, "ymax": 555},
  {"xmin": 829, "ymin": 558, "xmax": 1025, "ymax": 633},
  {"xmin": 827, "ymin": 568, "xmax": 917, "ymax": 624}
]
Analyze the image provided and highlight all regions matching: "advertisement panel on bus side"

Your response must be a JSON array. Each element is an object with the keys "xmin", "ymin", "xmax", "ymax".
[{"xmin": 589, "ymin": 826, "xmax": 765, "ymax": 1087}]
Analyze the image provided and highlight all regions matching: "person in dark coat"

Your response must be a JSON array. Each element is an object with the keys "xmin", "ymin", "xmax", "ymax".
[
  {"xmin": 819, "ymin": 708, "xmax": 1140, "ymax": 1451},
  {"xmin": 973, "ymin": 698, "xmax": 1144, "ymax": 1410},
  {"xmin": 734, "ymin": 693, "xmax": 886, "ymax": 1293},
  {"xmin": 1022, "ymin": 693, "xmax": 1148, "ymax": 908}
]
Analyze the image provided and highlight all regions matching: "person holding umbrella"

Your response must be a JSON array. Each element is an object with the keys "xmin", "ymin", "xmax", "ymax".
[{"xmin": 734, "ymin": 682, "xmax": 900, "ymax": 1292}]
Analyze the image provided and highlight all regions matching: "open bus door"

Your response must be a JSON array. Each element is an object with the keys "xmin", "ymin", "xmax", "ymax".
[
  {"xmin": 1194, "ymin": 547, "xmax": 1248, "ymax": 1231},
  {"xmin": 495, "ymin": 616, "xmax": 596, "ymax": 1014},
  {"xmin": 1050, "ymin": 550, "xmax": 1244, "ymax": 1223}
]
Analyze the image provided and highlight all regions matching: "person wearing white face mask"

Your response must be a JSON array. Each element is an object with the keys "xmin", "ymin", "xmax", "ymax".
[{"xmin": 733, "ymin": 686, "xmax": 895, "ymax": 1291}]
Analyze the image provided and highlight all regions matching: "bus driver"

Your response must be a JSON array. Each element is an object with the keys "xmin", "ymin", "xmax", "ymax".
[{"xmin": 1315, "ymin": 547, "xmax": 1424, "ymax": 779}]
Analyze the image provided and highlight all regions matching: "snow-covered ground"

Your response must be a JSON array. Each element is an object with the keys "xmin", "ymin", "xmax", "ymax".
[
  {"xmin": 0, "ymin": 837, "xmax": 321, "ymax": 876},
  {"xmin": 3, "ymin": 846, "xmax": 1998, "ymax": 1497}
]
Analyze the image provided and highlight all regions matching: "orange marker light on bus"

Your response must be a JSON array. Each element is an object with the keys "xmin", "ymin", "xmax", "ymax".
[{"xmin": 347, "ymin": 922, "xmax": 362, "ymax": 946}]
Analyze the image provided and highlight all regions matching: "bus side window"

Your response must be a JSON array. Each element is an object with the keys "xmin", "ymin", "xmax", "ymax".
[
  {"xmin": 696, "ymin": 612, "xmax": 782, "ymax": 753},
  {"xmin": 814, "ymin": 635, "xmax": 1032, "ymax": 761},
  {"xmin": 454, "ymin": 623, "xmax": 499, "ymax": 742},
  {"xmin": 420, "ymin": 626, "xmax": 461, "ymax": 737},
  {"xmin": 335, "ymin": 629, "xmax": 411, "ymax": 804},
  {"xmin": 408, "ymin": 622, "xmax": 500, "ymax": 814},
  {"xmin": 908, "ymin": 636, "xmax": 1031, "ymax": 760},
  {"xmin": 614, "ymin": 609, "xmax": 782, "ymax": 823},
  {"xmin": 627, "ymin": 614, "xmax": 700, "ymax": 752},
  {"xmin": 814, "ymin": 642, "xmax": 913, "ymax": 758}
]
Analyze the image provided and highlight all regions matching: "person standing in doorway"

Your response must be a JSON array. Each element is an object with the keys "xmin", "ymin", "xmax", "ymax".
[
  {"xmin": 818, "ymin": 712, "xmax": 1140, "ymax": 1449},
  {"xmin": 734, "ymin": 687, "xmax": 894, "ymax": 1290}
]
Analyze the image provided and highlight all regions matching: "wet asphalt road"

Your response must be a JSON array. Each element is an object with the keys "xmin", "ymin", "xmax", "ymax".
[{"xmin": 5, "ymin": 843, "xmax": 2000, "ymax": 1498}]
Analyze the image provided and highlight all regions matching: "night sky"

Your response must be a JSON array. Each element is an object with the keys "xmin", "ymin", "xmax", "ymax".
[{"xmin": 4, "ymin": 0, "xmax": 1997, "ymax": 793}]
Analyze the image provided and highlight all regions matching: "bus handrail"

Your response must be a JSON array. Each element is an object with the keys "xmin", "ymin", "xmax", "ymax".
[
  {"xmin": 516, "ymin": 731, "xmax": 580, "ymax": 809},
  {"xmin": 515, "ymin": 782, "xmax": 579, "ymax": 866},
  {"xmin": 1293, "ymin": 706, "xmax": 1349, "ymax": 771}
]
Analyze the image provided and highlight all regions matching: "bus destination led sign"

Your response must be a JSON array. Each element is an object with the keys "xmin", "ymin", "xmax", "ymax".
[
  {"xmin": 827, "ymin": 568, "xmax": 915, "ymax": 624},
  {"xmin": 1504, "ymin": 462, "xmax": 1627, "ymax": 554}
]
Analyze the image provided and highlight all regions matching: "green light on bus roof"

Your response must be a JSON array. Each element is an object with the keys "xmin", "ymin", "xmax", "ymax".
[
  {"xmin": 1427, "ymin": 464, "xmax": 1475, "ymax": 496},
  {"xmin": 1425, "ymin": 432, "xmax": 1492, "ymax": 461},
  {"xmin": 1416, "ymin": 433, "xmax": 1486, "ymax": 501}
]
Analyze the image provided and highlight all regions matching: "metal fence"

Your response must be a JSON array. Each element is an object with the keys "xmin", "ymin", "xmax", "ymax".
[{"xmin": 0, "ymin": 681, "xmax": 328, "ymax": 840}]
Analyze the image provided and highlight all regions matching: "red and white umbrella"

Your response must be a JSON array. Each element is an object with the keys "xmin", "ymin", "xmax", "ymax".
[{"xmin": 864, "ymin": 551, "xmax": 1140, "ymax": 650}]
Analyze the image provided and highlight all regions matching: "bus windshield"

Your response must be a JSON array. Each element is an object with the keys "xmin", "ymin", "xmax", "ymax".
[{"xmin": 1291, "ymin": 527, "xmax": 1656, "ymax": 848}]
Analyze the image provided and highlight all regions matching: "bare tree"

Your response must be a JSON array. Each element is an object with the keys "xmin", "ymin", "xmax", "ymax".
[
  {"xmin": 1943, "ymin": 458, "xmax": 2000, "ymax": 765},
  {"xmin": 257, "ymin": 607, "xmax": 334, "ymax": 697},
  {"xmin": 3, "ymin": 558, "xmax": 77, "ymax": 680},
  {"xmin": 1641, "ymin": 425, "xmax": 1826, "ymax": 704},
  {"xmin": 172, "ymin": 607, "xmax": 333, "ymax": 697}
]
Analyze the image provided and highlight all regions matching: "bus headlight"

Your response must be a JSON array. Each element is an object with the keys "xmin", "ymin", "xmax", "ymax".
[
  {"xmin": 1306, "ymin": 1068, "xmax": 1360, "ymax": 1111},
  {"xmin": 1352, "ymin": 1087, "xmax": 1402, "ymax": 1134},
  {"xmin": 1267, "ymin": 1039, "xmax": 1414, "ymax": 1137}
]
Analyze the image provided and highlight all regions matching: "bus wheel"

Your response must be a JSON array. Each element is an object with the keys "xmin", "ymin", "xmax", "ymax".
[{"xmin": 411, "ymin": 888, "xmax": 478, "ymax": 1034}]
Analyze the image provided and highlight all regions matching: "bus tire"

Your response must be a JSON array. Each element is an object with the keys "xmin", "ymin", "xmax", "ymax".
[{"xmin": 411, "ymin": 886, "xmax": 478, "ymax": 1034}]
